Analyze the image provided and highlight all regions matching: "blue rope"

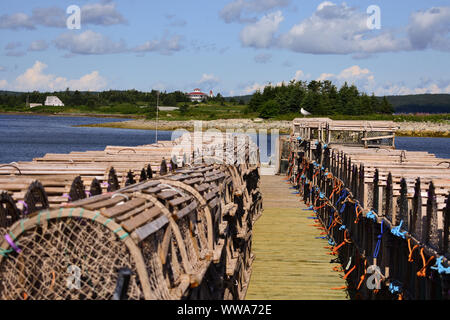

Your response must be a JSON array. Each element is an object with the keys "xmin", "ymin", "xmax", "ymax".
[
  {"xmin": 339, "ymin": 202, "xmax": 347, "ymax": 214},
  {"xmin": 339, "ymin": 225, "xmax": 346, "ymax": 231},
  {"xmin": 306, "ymin": 205, "xmax": 314, "ymax": 210},
  {"xmin": 328, "ymin": 215, "xmax": 333, "ymax": 229},
  {"xmin": 335, "ymin": 189, "xmax": 348, "ymax": 207},
  {"xmin": 319, "ymin": 192, "xmax": 325, "ymax": 199},
  {"xmin": 373, "ymin": 220, "xmax": 384, "ymax": 259},
  {"xmin": 328, "ymin": 237, "xmax": 336, "ymax": 246},
  {"xmin": 366, "ymin": 210, "xmax": 377, "ymax": 222},
  {"xmin": 389, "ymin": 281, "xmax": 402, "ymax": 295},
  {"xmin": 391, "ymin": 220, "xmax": 407, "ymax": 239},
  {"xmin": 430, "ymin": 257, "xmax": 450, "ymax": 274}
]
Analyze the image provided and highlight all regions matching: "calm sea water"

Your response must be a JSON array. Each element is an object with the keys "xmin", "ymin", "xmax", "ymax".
[
  {"xmin": 0, "ymin": 114, "xmax": 174, "ymax": 164},
  {"xmin": 0, "ymin": 114, "xmax": 448, "ymax": 164}
]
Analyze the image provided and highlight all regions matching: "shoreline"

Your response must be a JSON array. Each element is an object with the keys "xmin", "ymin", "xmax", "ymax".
[
  {"xmin": 1, "ymin": 112, "xmax": 448, "ymax": 137},
  {"xmin": 75, "ymin": 119, "xmax": 450, "ymax": 138},
  {"xmin": 0, "ymin": 111, "xmax": 143, "ymax": 119}
]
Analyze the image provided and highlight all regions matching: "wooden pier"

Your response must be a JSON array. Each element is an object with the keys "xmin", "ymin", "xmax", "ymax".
[
  {"xmin": 246, "ymin": 175, "xmax": 348, "ymax": 300},
  {"xmin": 0, "ymin": 118, "xmax": 448, "ymax": 300},
  {"xmin": 0, "ymin": 133, "xmax": 262, "ymax": 300},
  {"xmin": 287, "ymin": 118, "xmax": 450, "ymax": 300}
]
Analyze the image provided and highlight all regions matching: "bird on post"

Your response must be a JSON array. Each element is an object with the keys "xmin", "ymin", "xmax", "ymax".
[{"xmin": 301, "ymin": 108, "xmax": 311, "ymax": 117}]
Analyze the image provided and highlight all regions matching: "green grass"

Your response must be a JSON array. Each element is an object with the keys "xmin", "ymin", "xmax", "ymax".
[{"xmin": 1, "ymin": 102, "xmax": 449, "ymax": 124}]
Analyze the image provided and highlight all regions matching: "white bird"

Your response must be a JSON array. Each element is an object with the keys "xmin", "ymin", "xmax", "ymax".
[{"xmin": 301, "ymin": 108, "xmax": 311, "ymax": 116}]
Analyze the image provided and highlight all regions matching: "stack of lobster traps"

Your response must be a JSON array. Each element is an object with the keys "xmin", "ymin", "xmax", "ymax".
[
  {"xmin": 287, "ymin": 118, "xmax": 450, "ymax": 300},
  {"xmin": 0, "ymin": 132, "xmax": 262, "ymax": 300}
]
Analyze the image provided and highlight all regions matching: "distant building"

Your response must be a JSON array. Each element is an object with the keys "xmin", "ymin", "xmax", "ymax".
[
  {"xmin": 44, "ymin": 96, "xmax": 64, "ymax": 107},
  {"xmin": 29, "ymin": 103, "xmax": 43, "ymax": 108},
  {"xmin": 188, "ymin": 88, "xmax": 208, "ymax": 102}
]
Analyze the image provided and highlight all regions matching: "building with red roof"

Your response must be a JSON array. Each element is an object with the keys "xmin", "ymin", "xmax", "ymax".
[{"xmin": 188, "ymin": 88, "xmax": 209, "ymax": 102}]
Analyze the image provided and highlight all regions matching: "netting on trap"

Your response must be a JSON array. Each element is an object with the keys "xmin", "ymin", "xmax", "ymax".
[{"xmin": 0, "ymin": 216, "xmax": 144, "ymax": 300}]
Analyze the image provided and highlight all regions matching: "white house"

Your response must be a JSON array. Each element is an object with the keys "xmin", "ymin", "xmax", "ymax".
[
  {"xmin": 188, "ymin": 88, "xmax": 208, "ymax": 102},
  {"xmin": 44, "ymin": 96, "xmax": 64, "ymax": 107}
]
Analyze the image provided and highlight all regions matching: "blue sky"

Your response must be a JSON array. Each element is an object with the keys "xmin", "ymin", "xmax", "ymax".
[{"xmin": 0, "ymin": 0, "xmax": 449, "ymax": 96}]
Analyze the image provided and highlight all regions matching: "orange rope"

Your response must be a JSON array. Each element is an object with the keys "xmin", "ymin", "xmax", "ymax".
[
  {"xmin": 330, "ymin": 285, "xmax": 347, "ymax": 290},
  {"xmin": 416, "ymin": 248, "xmax": 435, "ymax": 278},
  {"xmin": 407, "ymin": 238, "xmax": 419, "ymax": 262},
  {"xmin": 343, "ymin": 265, "xmax": 356, "ymax": 280},
  {"xmin": 329, "ymin": 230, "xmax": 351, "ymax": 255},
  {"xmin": 354, "ymin": 205, "xmax": 363, "ymax": 224},
  {"xmin": 50, "ymin": 270, "xmax": 56, "ymax": 291},
  {"xmin": 357, "ymin": 260, "xmax": 368, "ymax": 290}
]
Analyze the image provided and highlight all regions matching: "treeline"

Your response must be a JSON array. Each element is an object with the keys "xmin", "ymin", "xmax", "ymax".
[
  {"xmin": 247, "ymin": 80, "xmax": 394, "ymax": 118},
  {"xmin": 385, "ymin": 94, "xmax": 450, "ymax": 114},
  {"xmin": 0, "ymin": 89, "xmax": 191, "ymax": 109}
]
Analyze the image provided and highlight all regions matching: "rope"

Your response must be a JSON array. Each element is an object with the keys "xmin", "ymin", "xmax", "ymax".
[
  {"xmin": 430, "ymin": 257, "xmax": 450, "ymax": 274},
  {"xmin": 373, "ymin": 220, "xmax": 384, "ymax": 259},
  {"xmin": 416, "ymin": 248, "xmax": 435, "ymax": 278},
  {"xmin": 391, "ymin": 220, "xmax": 407, "ymax": 239},
  {"xmin": 407, "ymin": 238, "xmax": 419, "ymax": 262}
]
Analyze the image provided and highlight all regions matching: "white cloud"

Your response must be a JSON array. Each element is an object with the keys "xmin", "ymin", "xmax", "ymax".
[
  {"xmin": 240, "ymin": 11, "xmax": 284, "ymax": 48},
  {"xmin": 197, "ymin": 74, "xmax": 221, "ymax": 89},
  {"xmin": 293, "ymin": 70, "xmax": 304, "ymax": 81},
  {"xmin": 54, "ymin": 30, "xmax": 127, "ymax": 55},
  {"xmin": 12, "ymin": 61, "xmax": 107, "ymax": 91},
  {"xmin": 5, "ymin": 42, "xmax": 22, "ymax": 50},
  {"xmin": 374, "ymin": 79, "xmax": 450, "ymax": 96},
  {"xmin": 236, "ymin": 2, "xmax": 450, "ymax": 55},
  {"xmin": 254, "ymin": 53, "xmax": 272, "ymax": 63},
  {"xmin": 0, "ymin": 2, "xmax": 126, "ymax": 30},
  {"xmin": 81, "ymin": 2, "xmax": 127, "ymax": 26},
  {"xmin": 316, "ymin": 65, "xmax": 375, "ymax": 92},
  {"xmin": 28, "ymin": 40, "xmax": 49, "ymax": 52},
  {"xmin": 277, "ymin": 2, "xmax": 408, "ymax": 54},
  {"xmin": 133, "ymin": 34, "xmax": 184, "ymax": 55},
  {"xmin": 220, "ymin": 0, "xmax": 290, "ymax": 23},
  {"xmin": 407, "ymin": 6, "xmax": 450, "ymax": 51},
  {"xmin": 0, "ymin": 13, "xmax": 34, "ymax": 29},
  {"xmin": 0, "ymin": 80, "xmax": 8, "ymax": 89}
]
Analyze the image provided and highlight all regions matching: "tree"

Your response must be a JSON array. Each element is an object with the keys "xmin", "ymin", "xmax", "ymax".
[
  {"xmin": 179, "ymin": 104, "xmax": 189, "ymax": 115},
  {"xmin": 258, "ymin": 99, "xmax": 279, "ymax": 119}
]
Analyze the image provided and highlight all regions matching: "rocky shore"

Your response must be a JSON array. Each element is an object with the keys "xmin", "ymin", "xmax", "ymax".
[{"xmin": 79, "ymin": 119, "xmax": 450, "ymax": 137}]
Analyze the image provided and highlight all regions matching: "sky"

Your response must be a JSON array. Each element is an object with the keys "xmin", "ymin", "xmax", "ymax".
[{"xmin": 0, "ymin": 0, "xmax": 449, "ymax": 96}]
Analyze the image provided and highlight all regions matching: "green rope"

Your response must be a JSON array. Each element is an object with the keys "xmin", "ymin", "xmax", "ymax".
[
  {"xmin": 113, "ymin": 226, "xmax": 123, "ymax": 234},
  {"xmin": 92, "ymin": 211, "xmax": 100, "ymax": 222},
  {"xmin": 0, "ymin": 248, "xmax": 13, "ymax": 258},
  {"xmin": 69, "ymin": 208, "xmax": 74, "ymax": 218},
  {"xmin": 103, "ymin": 218, "xmax": 112, "ymax": 226},
  {"xmin": 119, "ymin": 233, "xmax": 129, "ymax": 240},
  {"xmin": 8, "ymin": 231, "xmax": 17, "ymax": 241},
  {"xmin": 57, "ymin": 208, "xmax": 63, "ymax": 220},
  {"xmin": 78, "ymin": 208, "xmax": 85, "ymax": 218}
]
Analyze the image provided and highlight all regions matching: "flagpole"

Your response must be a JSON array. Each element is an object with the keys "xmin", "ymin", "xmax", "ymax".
[{"xmin": 156, "ymin": 90, "xmax": 159, "ymax": 143}]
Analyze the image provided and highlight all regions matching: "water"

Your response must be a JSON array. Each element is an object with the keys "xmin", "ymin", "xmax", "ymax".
[
  {"xmin": 395, "ymin": 137, "xmax": 450, "ymax": 159},
  {"xmin": 0, "ymin": 115, "xmax": 448, "ymax": 164},
  {"xmin": 0, "ymin": 114, "xmax": 174, "ymax": 164}
]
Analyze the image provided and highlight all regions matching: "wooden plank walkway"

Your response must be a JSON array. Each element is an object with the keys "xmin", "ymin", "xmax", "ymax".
[{"xmin": 246, "ymin": 175, "xmax": 349, "ymax": 300}]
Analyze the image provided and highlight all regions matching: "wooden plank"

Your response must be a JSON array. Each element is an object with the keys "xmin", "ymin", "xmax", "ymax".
[
  {"xmin": 83, "ymin": 197, "xmax": 125, "ymax": 211},
  {"xmin": 133, "ymin": 215, "xmax": 169, "ymax": 241},
  {"xmin": 157, "ymin": 190, "xmax": 178, "ymax": 200},
  {"xmin": 121, "ymin": 206, "xmax": 162, "ymax": 232},
  {"xmin": 174, "ymin": 200, "xmax": 198, "ymax": 219},
  {"xmin": 100, "ymin": 198, "xmax": 146, "ymax": 218},
  {"xmin": 169, "ymin": 196, "xmax": 192, "ymax": 207}
]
